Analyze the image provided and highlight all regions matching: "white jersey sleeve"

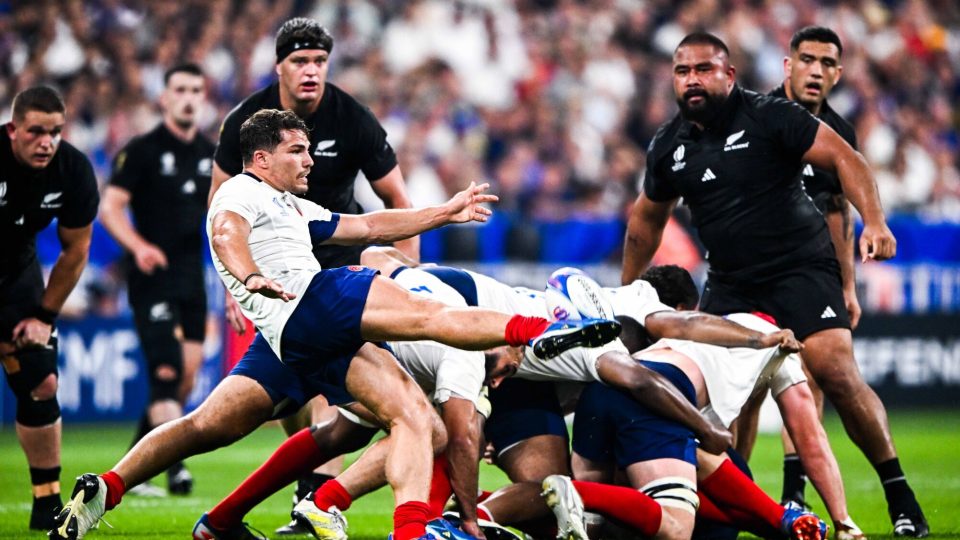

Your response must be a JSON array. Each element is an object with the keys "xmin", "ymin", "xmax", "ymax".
[
  {"xmin": 517, "ymin": 338, "xmax": 629, "ymax": 382},
  {"xmin": 388, "ymin": 340, "xmax": 487, "ymax": 415},
  {"xmin": 606, "ymin": 280, "xmax": 673, "ymax": 325},
  {"xmin": 468, "ymin": 270, "xmax": 550, "ymax": 317},
  {"xmin": 723, "ymin": 312, "xmax": 807, "ymax": 396}
]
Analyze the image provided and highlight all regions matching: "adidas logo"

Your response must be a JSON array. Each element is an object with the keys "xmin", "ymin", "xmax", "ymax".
[
  {"xmin": 820, "ymin": 306, "xmax": 837, "ymax": 319},
  {"xmin": 701, "ymin": 168, "xmax": 716, "ymax": 182},
  {"xmin": 803, "ymin": 164, "xmax": 814, "ymax": 176}
]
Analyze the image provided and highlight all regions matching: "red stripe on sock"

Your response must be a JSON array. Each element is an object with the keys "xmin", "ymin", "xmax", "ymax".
[
  {"xmin": 572, "ymin": 480, "xmax": 662, "ymax": 537},
  {"xmin": 100, "ymin": 471, "xmax": 125, "ymax": 511},
  {"xmin": 208, "ymin": 428, "xmax": 328, "ymax": 529},
  {"xmin": 504, "ymin": 316, "xmax": 550, "ymax": 347},
  {"xmin": 394, "ymin": 500, "xmax": 431, "ymax": 540},
  {"xmin": 699, "ymin": 460, "xmax": 784, "ymax": 531}
]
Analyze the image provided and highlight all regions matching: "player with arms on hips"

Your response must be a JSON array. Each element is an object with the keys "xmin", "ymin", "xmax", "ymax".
[
  {"xmin": 50, "ymin": 109, "xmax": 619, "ymax": 540},
  {"xmin": 99, "ymin": 63, "xmax": 215, "ymax": 497},
  {"xmin": 621, "ymin": 32, "xmax": 926, "ymax": 537},
  {"xmin": 0, "ymin": 86, "xmax": 99, "ymax": 531}
]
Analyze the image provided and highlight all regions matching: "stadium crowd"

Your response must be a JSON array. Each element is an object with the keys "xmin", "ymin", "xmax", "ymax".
[{"xmin": 2, "ymin": 0, "xmax": 959, "ymax": 223}]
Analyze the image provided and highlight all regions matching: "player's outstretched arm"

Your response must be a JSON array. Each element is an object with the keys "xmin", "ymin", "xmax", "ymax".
[
  {"xmin": 622, "ymin": 193, "xmax": 676, "ymax": 284},
  {"xmin": 369, "ymin": 165, "xmax": 421, "ymax": 263},
  {"xmin": 645, "ymin": 311, "xmax": 803, "ymax": 352},
  {"xmin": 325, "ymin": 182, "xmax": 498, "ymax": 246},
  {"xmin": 803, "ymin": 123, "xmax": 896, "ymax": 262},
  {"xmin": 210, "ymin": 210, "xmax": 295, "ymax": 301}
]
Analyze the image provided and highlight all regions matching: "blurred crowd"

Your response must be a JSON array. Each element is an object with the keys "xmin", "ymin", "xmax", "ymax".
[{"xmin": 2, "ymin": 0, "xmax": 960, "ymax": 221}]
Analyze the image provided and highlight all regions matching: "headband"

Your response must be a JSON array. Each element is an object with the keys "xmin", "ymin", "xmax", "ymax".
[{"xmin": 276, "ymin": 40, "xmax": 331, "ymax": 63}]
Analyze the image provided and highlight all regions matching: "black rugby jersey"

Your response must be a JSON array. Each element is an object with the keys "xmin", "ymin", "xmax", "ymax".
[
  {"xmin": 0, "ymin": 128, "xmax": 99, "ymax": 275},
  {"xmin": 215, "ymin": 82, "xmax": 398, "ymax": 216},
  {"xmin": 770, "ymin": 84, "xmax": 858, "ymax": 208},
  {"xmin": 110, "ymin": 123, "xmax": 215, "ymax": 273},
  {"xmin": 644, "ymin": 85, "xmax": 834, "ymax": 279}
]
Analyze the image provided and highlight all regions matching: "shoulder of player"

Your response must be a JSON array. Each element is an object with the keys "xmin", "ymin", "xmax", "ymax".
[
  {"xmin": 115, "ymin": 127, "xmax": 161, "ymax": 158},
  {"xmin": 222, "ymin": 85, "xmax": 278, "ymax": 127},
  {"xmin": 646, "ymin": 116, "xmax": 684, "ymax": 164},
  {"xmin": 323, "ymin": 82, "xmax": 378, "ymax": 120},
  {"xmin": 819, "ymin": 103, "xmax": 856, "ymax": 145},
  {"xmin": 55, "ymin": 139, "xmax": 96, "ymax": 173}
]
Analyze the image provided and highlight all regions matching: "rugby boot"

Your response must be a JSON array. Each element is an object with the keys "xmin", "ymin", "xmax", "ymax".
[
  {"xmin": 426, "ymin": 518, "xmax": 480, "ymax": 540},
  {"xmin": 891, "ymin": 512, "xmax": 929, "ymax": 538},
  {"xmin": 541, "ymin": 475, "xmax": 588, "ymax": 540},
  {"xmin": 781, "ymin": 504, "xmax": 828, "ymax": 540},
  {"xmin": 442, "ymin": 511, "xmax": 523, "ymax": 540},
  {"xmin": 193, "ymin": 513, "xmax": 267, "ymax": 540},
  {"xmin": 531, "ymin": 318, "xmax": 621, "ymax": 360},
  {"xmin": 30, "ymin": 493, "xmax": 62, "ymax": 530},
  {"xmin": 291, "ymin": 493, "xmax": 348, "ymax": 540},
  {"xmin": 49, "ymin": 474, "xmax": 108, "ymax": 540}
]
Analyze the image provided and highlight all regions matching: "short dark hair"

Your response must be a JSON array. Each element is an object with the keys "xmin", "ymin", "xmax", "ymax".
[
  {"xmin": 11, "ymin": 86, "xmax": 65, "ymax": 121},
  {"xmin": 164, "ymin": 63, "xmax": 204, "ymax": 85},
  {"xmin": 676, "ymin": 32, "xmax": 730, "ymax": 57},
  {"xmin": 275, "ymin": 17, "xmax": 334, "ymax": 60},
  {"xmin": 641, "ymin": 265, "xmax": 700, "ymax": 310},
  {"xmin": 790, "ymin": 26, "xmax": 843, "ymax": 57},
  {"xmin": 239, "ymin": 109, "xmax": 309, "ymax": 164}
]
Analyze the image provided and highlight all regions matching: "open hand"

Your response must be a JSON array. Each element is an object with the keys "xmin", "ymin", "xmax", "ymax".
[
  {"xmin": 245, "ymin": 275, "xmax": 296, "ymax": 302},
  {"xmin": 444, "ymin": 182, "xmax": 499, "ymax": 224}
]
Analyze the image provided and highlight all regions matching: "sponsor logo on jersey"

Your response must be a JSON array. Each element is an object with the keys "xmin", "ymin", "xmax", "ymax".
[
  {"xmin": 723, "ymin": 129, "xmax": 750, "ymax": 152},
  {"xmin": 701, "ymin": 168, "xmax": 716, "ymax": 182},
  {"xmin": 347, "ymin": 265, "xmax": 364, "ymax": 272},
  {"xmin": 149, "ymin": 302, "xmax": 172, "ymax": 322},
  {"xmin": 671, "ymin": 145, "xmax": 686, "ymax": 171},
  {"xmin": 160, "ymin": 152, "xmax": 177, "ymax": 175},
  {"xmin": 803, "ymin": 164, "xmax": 815, "ymax": 176},
  {"xmin": 41, "ymin": 191, "xmax": 63, "ymax": 208},
  {"xmin": 0, "ymin": 181, "xmax": 6, "ymax": 206},
  {"xmin": 14, "ymin": 215, "xmax": 24, "ymax": 226},
  {"xmin": 182, "ymin": 179, "xmax": 197, "ymax": 194},
  {"xmin": 821, "ymin": 306, "xmax": 837, "ymax": 319},
  {"xmin": 314, "ymin": 139, "xmax": 338, "ymax": 157},
  {"xmin": 197, "ymin": 157, "xmax": 213, "ymax": 176}
]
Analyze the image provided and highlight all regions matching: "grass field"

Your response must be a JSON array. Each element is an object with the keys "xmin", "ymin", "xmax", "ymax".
[{"xmin": 1, "ymin": 409, "xmax": 959, "ymax": 539}]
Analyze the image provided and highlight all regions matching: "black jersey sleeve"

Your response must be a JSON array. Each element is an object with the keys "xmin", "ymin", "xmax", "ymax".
[
  {"xmin": 354, "ymin": 105, "xmax": 398, "ymax": 181},
  {"xmin": 109, "ymin": 139, "xmax": 145, "ymax": 192},
  {"xmin": 641, "ymin": 133, "xmax": 680, "ymax": 202},
  {"xmin": 59, "ymin": 151, "xmax": 100, "ymax": 229},
  {"xmin": 214, "ymin": 105, "xmax": 246, "ymax": 176},
  {"xmin": 758, "ymin": 96, "xmax": 821, "ymax": 163}
]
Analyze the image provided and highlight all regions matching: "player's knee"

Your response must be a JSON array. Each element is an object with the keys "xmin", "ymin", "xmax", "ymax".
[
  {"xmin": 150, "ymin": 363, "xmax": 182, "ymax": 402},
  {"xmin": 16, "ymin": 395, "xmax": 61, "ymax": 427},
  {"xmin": 30, "ymin": 373, "xmax": 58, "ymax": 401}
]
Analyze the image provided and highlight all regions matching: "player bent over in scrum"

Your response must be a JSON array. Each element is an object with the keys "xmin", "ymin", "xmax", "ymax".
[{"xmin": 50, "ymin": 110, "xmax": 619, "ymax": 540}]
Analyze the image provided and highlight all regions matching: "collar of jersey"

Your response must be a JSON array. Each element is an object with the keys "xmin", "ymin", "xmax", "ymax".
[{"xmin": 241, "ymin": 171, "xmax": 287, "ymax": 195}]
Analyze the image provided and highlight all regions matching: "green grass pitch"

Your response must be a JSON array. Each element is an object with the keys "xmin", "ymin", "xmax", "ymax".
[{"xmin": 1, "ymin": 409, "xmax": 958, "ymax": 539}]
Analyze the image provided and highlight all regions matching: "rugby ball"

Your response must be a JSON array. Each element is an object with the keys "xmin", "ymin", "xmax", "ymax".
[{"xmin": 545, "ymin": 267, "xmax": 614, "ymax": 321}]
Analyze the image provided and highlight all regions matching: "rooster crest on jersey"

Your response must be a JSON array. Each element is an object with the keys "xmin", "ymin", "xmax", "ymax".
[{"xmin": 545, "ymin": 267, "xmax": 614, "ymax": 322}]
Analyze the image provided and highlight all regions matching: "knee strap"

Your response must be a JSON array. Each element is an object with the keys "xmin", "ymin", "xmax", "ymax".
[{"xmin": 641, "ymin": 476, "xmax": 700, "ymax": 515}]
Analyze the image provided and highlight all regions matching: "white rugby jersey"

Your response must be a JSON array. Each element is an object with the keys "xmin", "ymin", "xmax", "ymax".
[
  {"xmin": 469, "ymin": 270, "xmax": 550, "ymax": 318},
  {"xmin": 389, "ymin": 268, "xmax": 487, "ymax": 413},
  {"xmin": 207, "ymin": 173, "xmax": 335, "ymax": 357},
  {"xmin": 641, "ymin": 312, "xmax": 806, "ymax": 428},
  {"xmin": 605, "ymin": 280, "xmax": 673, "ymax": 324}
]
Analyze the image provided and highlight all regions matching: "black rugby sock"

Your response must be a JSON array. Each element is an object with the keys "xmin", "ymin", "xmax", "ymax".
[
  {"xmin": 780, "ymin": 454, "xmax": 807, "ymax": 504},
  {"xmin": 874, "ymin": 458, "xmax": 920, "ymax": 515}
]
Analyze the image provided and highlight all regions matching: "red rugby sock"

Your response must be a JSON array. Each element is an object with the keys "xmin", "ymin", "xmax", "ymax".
[
  {"xmin": 208, "ymin": 428, "xmax": 328, "ymax": 529},
  {"xmin": 314, "ymin": 479, "xmax": 353, "ymax": 513},
  {"xmin": 393, "ymin": 500, "xmax": 431, "ymax": 540},
  {"xmin": 100, "ymin": 471, "xmax": 125, "ymax": 511},
  {"xmin": 573, "ymin": 480, "xmax": 662, "ymax": 537},
  {"xmin": 504, "ymin": 316, "xmax": 550, "ymax": 346},
  {"xmin": 427, "ymin": 455, "xmax": 452, "ymax": 517},
  {"xmin": 699, "ymin": 460, "xmax": 784, "ymax": 531}
]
